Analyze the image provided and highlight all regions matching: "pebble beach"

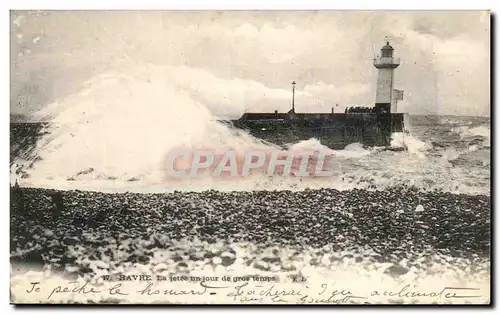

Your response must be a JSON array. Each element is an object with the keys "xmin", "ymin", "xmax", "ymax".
[{"xmin": 10, "ymin": 186, "xmax": 491, "ymax": 304}]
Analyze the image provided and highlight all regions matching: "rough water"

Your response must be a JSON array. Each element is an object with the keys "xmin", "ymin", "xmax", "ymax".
[
  {"xmin": 9, "ymin": 67, "xmax": 491, "ymax": 304},
  {"xmin": 11, "ymin": 115, "xmax": 491, "ymax": 196}
]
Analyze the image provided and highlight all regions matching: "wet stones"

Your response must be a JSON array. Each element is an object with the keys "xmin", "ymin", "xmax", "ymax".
[
  {"xmin": 384, "ymin": 264, "xmax": 410, "ymax": 277},
  {"xmin": 9, "ymin": 186, "xmax": 491, "ymax": 278},
  {"xmin": 43, "ymin": 229, "xmax": 54, "ymax": 237},
  {"xmin": 220, "ymin": 251, "xmax": 236, "ymax": 266},
  {"xmin": 63, "ymin": 236, "xmax": 79, "ymax": 246}
]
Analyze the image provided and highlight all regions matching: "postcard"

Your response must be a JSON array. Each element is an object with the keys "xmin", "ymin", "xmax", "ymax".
[{"xmin": 10, "ymin": 10, "xmax": 491, "ymax": 304}]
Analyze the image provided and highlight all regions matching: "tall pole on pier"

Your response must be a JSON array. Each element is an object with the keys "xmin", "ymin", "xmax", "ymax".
[{"xmin": 291, "ymin": 81, "xmax": 296, "ymax": 113}]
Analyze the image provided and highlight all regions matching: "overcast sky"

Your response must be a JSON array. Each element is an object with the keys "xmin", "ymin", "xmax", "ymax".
[{"xmin": 11, "ymin": 10, "xmax": 490, "ymax": 117}]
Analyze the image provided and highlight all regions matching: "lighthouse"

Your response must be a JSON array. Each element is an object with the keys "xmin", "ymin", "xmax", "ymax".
[{"xmin": 373, "ymin": 42, "xmax": 400, "ymax": 113}]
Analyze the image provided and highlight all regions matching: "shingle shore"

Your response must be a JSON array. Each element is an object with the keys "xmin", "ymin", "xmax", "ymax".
[{"xmin": 10, "ymin": 187, "xmax": 490, "ymax": 277}]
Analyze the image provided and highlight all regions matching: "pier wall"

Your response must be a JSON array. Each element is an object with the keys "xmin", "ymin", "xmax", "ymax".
[{"xmin": 231, "ymin": 113, "xmax": 405, "ymax": 149}]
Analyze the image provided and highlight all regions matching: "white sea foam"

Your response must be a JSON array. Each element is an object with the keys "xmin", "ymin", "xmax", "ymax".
[
  {"xmin": 390, "ymin": 132, "xmax": 432, "ymax": 157},
  {"xmin": 451, "ymin": 125, "xmax": 490, "ymax": 142},
  {"xmin": 288, "ymin": 140, "xmax": 372, "ymax": 159},
  {"xmin": 440, "ymin": 117, "xmax": 474, "ymax": 126}
]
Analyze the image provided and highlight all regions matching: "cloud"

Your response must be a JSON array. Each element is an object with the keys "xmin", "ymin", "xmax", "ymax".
[{"xmin": 10, "ymin": 11, "xmax": 490, "ymax": 117}]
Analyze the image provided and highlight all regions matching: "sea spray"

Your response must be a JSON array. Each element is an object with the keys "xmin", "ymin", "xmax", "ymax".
[
  {"xmin": 27, "ymin": 64, "xmax": 274, "ymax": 185},
  {"xmin": 390, "ymin": 132, "xmax": 432, "ymax": 157}
]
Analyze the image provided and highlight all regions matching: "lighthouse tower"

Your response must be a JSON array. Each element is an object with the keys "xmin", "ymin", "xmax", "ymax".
[{"xmin": 373, "ymin": 42, "xmax": 400, "ymax": 113}]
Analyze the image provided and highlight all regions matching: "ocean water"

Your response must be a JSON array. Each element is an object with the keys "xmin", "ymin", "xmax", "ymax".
[{"xmin": 11, "ymin": 114, "xmax": 491, "ymax": 196}]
